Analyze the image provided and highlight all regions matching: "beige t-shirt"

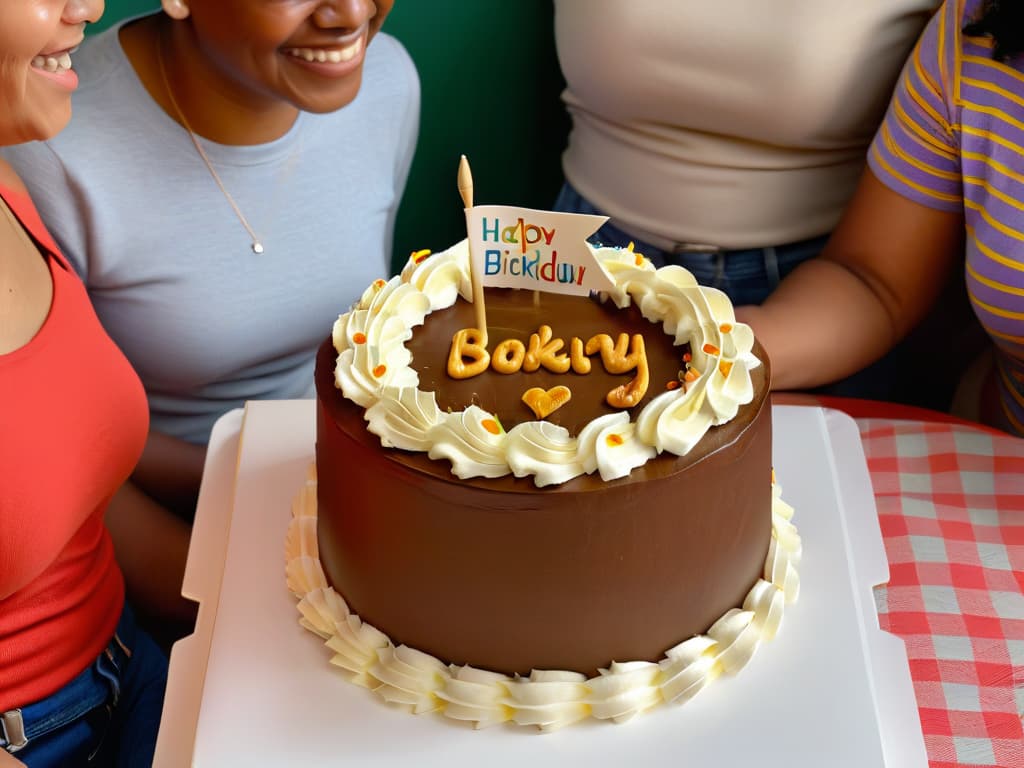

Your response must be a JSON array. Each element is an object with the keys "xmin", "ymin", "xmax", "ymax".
[{"xmin": 555, "ymin": 0, "xmax": 940, "ymax": 249}]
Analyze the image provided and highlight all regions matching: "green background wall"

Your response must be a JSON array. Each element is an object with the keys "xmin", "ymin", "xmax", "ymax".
[{"xmin": 91, "ymin": 1, "xmax": 568, "ymax": 274}]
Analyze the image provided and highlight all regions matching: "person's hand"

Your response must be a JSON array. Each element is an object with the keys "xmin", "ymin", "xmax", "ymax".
[{"xmin": 0, "ymin": 749, "xmax": 27, "ymax": 767}]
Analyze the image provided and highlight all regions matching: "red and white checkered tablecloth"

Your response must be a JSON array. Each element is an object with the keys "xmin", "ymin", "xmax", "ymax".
[{"xmin": 854, "ymin": 416, "xmax": 1024, "ymax": 768}]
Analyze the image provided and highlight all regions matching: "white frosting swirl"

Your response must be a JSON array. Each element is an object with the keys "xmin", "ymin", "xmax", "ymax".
[
  {"xmin": 576, "ymin": 412, "xmax": 657, "ymax": 481},
  {"xmin": 286, "ymin": 467, "xmax": 801, "ymax": 731},
  {"xmin": 332, "ymin": 240, "xmax": 762, "ymax": 487},
  {"xmin": 427, "ymin": 405, "xmax": 510, "ymax": 479},
  {"xmin": 505, "ymin": 421, "xmax": 585, "ymax": 487},
  {"xmin": 364, "ymin": 387, "xmax": 443, "ymax": 451}
]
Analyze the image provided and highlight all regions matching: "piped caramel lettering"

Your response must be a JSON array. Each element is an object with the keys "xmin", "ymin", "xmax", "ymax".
[
  {"xmin": 524, "ymin": 325, "xmax": 570, "ymax": 374},
  {"xmin": 584, "ymin": 333, "xmax": 649, "ymax": 408},
  {"xmin": 447, "ymin": 325, "xmax": 650, "ymax": 409},
  {"xmin": 570, "ymin": 337, "xmax": 591, "ymax": 374},
  {"xmin": 492, "ymin": 338, "xmax": 526, "ymax": 374},
  {"xmin": 448, "ymin": 328, "xmax": 489, "ymax": 379}
]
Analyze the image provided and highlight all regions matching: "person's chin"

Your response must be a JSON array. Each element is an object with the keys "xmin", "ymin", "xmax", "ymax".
[
  {"xmin": 11, "ymin": 109, "xmax": 72, "ymax": 145},
  {"xmin": 291, "ymin": 75, "xmax": 366, "ymax": 115}
]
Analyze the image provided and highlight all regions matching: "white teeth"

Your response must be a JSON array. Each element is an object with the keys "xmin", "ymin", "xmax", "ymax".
[
  {"xmin": 285, "ymin": 38, "xmax": 362, "ymax": 65},
  {"xmin": 31, "ymin": 52, "xmax": 73, "ymax": 73}
]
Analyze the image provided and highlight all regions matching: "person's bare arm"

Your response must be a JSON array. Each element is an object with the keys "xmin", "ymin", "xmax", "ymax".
[
  {"xmin": 0, "ymin": 750, "xmax": 26, "ymax": 767},
  {"xmin": 130, "ymin": 430, "xmax": 207, "ymax": 519},
  {"xmin": 104, "ymin": 479, "xmax": 198, "ymax": 640},
  {"xmin": 737, "ymin": 169, "xmax": 964, "ymax": 391}
]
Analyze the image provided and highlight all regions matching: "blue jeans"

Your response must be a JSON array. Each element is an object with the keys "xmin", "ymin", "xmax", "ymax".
[
  {"xmin": 552, "ymin": 181, "xmax": 827, "ymax": 307},
  {"xmin": 1, "ymin": 603, "xmax": 168, "ymax": 768}
]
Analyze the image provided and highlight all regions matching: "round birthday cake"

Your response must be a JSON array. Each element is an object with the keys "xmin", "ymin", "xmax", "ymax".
[{"xmin": 286, "ymin": 239, "xmax": 801, "ymax": 730}]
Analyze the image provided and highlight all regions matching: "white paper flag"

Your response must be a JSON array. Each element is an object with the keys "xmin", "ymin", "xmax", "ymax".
[{"xmin": 464, "ymin": 205, "xmax": 614, "ymax": 296}]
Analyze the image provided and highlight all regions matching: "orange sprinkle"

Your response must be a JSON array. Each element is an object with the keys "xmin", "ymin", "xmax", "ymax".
[
  {"xmin": 682, "ymin": 352, "xmax": 692, "ymax": 363},
  {"xmin": 720, "ymin": 323, "xmax": 733, "ymax": 333},
  {"xmin": 605, "ymin": 433, "xmax": 624, "ymax": 447},
  {"xmin": 411, "ymin": 248, "xmax": 432, "ymax": 264},
  {"xmin": 684, "ymin": 369, "xmax": 700, "ymax": 382},
  {"xmin": 372, "ymin": 364, "xmax": 386, "ymax": 378},
  {"xmin": 635, "ymin": 253, "xmax": 644, "ymax": 266},
  {"xmin": 373, "ymin": 279, "xmax": 386, "ymax": 290},
  {"xmin": 771, "ymin": 468, "xmax": 776, "ymax": 484},
  {"xmin": 702, "ymin": 343, "xmax": 720, "ymax": 355},
  {"xmin": 352, "ymin": 332, "xmax": 367, "ymax": 345},
  {"xmin": 666, "ymin": 380, "xmax": 681, "ymax": 391},
  {"xmin": 482, "ymin": 418, "xmax": 501, "ymax": 435},
  {"xmin": 719, "ymin": 361, "xmax": 733, "ymax": 378}
]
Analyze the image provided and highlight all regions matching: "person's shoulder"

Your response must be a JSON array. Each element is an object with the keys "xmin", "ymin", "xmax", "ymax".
[
  {"xmin": 69, "ymin": 22, "xmax": 135, "ymax": 95},
  {"xmin": 911, "ymin": 0, "xmax": 968, "ymax": 67},
  {"xmin": 959, "ymin": 0, "xmax": 984, "ymax": 24},
  {"xmin": 0, "ymin": 158, "xmax": 29, "ymax": 197},
  {"xmin": 367, "ymin": 31, "xmax": 413, "ymax": 66},
  {"xmin": 945, "ymin": 0, "xmax": 988, "ymax": 33},
  {"xmin": 365, "ymin": 32, "xmax": 419, "ymax": 90}
]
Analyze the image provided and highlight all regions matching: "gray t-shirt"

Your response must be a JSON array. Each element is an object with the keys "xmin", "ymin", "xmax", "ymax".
[{"xmin": 4, "ymin": 21, "xmax": 419, "ymax": 445}]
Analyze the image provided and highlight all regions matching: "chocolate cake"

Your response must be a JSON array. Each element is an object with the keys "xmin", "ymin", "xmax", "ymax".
[{"xmin": 287, "ymin": 240, "xmax": 801, "ymax": 730}]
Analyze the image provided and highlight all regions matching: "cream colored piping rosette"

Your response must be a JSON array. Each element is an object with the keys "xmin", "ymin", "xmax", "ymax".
[
  {"xmin": 286, "ymin": 466, "xmax": 802, "ymax": 731},
  {"xmin": 332, "ymin": 240, "xmax": 761, "ymax": 487}
]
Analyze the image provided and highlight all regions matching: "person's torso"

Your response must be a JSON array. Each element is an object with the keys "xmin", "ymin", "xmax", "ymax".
[
  {"xmin": 0, "ymin": 186, "xmax": 147, "ymax": 710},
  {"xmin": 555, "ymin": 0, "xmax": 942, "ymax": 247},
  {"xmin": 953, "ymin": 21, "xmax": 1024, "ymax": 434}
]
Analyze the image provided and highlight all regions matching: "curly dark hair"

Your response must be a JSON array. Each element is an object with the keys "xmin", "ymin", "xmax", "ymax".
[{"xmin": 963, "ymin": 0, "xmax": 1024, "ymax": 62}]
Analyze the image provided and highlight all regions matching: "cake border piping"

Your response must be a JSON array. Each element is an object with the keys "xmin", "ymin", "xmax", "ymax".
[{"xmin": 284, "ymin": 465, "xmax": 801, "ymax": 732}]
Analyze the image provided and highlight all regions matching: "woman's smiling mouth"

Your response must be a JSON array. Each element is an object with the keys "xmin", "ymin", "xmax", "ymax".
[
  {"xmin": 283, "ymin": 37, "xmax": 363, "ymax": 65},
  {"xmin": 31, "ymin": 50, "xmax": 74, "ymax": 74}
]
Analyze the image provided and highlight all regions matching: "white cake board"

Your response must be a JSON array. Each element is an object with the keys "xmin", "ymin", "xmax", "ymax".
[{"xmin": 154, "ymin": 401, "xmax": 927, "ymax": 767}]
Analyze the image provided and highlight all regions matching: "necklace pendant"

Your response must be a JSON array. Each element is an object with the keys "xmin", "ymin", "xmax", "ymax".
[{"xmin": 252, "ymin": 241, "xmax": 265, "ymax": 254}]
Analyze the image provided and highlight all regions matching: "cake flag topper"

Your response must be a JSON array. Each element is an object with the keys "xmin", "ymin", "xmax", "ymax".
[{"xmin": 457, "ymin": 155, "xmax": 614, "ymax": 345}]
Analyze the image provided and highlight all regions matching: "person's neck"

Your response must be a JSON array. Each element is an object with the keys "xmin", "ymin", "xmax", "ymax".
[{"xmin": 120, "ymin": 14, "xmax": 299, "ymax": 146}]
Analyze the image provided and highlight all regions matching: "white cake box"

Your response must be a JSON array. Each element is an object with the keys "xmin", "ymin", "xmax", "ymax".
[{"xmin": 154, "ymin": 402, "xmax": 927, "ymax": 767}]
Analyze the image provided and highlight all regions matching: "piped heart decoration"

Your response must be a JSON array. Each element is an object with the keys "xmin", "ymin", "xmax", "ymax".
[{"xmin": 522, "ymin": 385, "xmax": 572, "ymax": 419}]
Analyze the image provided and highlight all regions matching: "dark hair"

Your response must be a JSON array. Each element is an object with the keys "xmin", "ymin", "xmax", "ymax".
[{"xmin": 963, "ymin": 0, "xmax": 1024, "ymax": 62}]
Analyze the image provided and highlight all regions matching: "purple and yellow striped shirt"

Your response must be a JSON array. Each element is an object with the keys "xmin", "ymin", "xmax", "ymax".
[{"xmin": 868, "ymin": 0, "xmax": 1024, "ymax": 435}]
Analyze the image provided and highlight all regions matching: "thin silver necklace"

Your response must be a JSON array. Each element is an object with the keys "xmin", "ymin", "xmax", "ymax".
[{"xmin": 157, "ymin": 34, "xmax": 265, "ymax": 254}]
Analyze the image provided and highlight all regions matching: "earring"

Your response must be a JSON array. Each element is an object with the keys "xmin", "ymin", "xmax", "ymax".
[{"xmin": 162, "ymin": 0, "xmax": 190, "ymax": 20}]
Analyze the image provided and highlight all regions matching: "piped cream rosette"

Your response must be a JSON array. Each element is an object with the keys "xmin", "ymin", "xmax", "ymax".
[
  {"xmin": 332, "ymin": 240, "xmax": 762, "ymax": 487},
  {"xmin": 286, "ymin": 465, "xmax": 802, "ymax": 731}
]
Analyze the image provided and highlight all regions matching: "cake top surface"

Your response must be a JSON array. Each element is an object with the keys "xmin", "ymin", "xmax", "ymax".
[{"xmin": 330, "ymin": 239, "xmax": 764, "ymax": 487}]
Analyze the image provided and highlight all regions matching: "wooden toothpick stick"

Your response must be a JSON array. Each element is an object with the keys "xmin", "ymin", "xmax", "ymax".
[{"xmin": 458, "ymin": 154, "xmax": 487, "ymax": 347}]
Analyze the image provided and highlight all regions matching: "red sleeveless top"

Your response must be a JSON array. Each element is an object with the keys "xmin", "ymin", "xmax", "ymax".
[{"xmin": 0, "ymin": 185, "xmax": 148, "ymax": 710}]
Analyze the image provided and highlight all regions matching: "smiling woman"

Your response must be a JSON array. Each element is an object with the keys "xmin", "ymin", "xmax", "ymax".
[{"xmin": 1, "ymin": 0, "xmax": 419, "ymax": 659}]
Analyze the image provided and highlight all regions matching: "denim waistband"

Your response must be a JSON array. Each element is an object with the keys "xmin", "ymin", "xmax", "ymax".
[
  {"xmin": 553, "ymin": 180, "xmax": 825, "ymax": 258},
  {"xmin": 594, "ymin": 216, "xmax": 826, "ymax": 265},
  {"xmin": 1, "ymin": 609, "xmax": 133, "ymax": 754},
  {"xmin": 552, "ymin": 181, "xmax": 829, "ymax": 305}
]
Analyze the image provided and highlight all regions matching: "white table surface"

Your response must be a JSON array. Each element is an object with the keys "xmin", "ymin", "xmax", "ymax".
[{"xmin": 154, "ymin": 401, "xmax": 927, "ymax": 767}]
